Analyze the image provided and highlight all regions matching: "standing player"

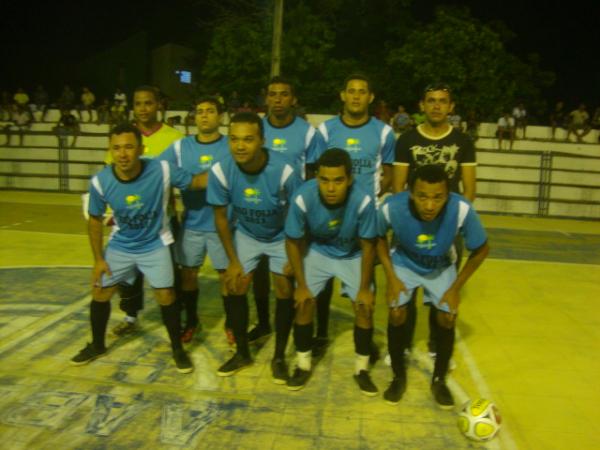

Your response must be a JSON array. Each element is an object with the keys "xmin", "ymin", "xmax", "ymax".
[
  {"xmin": 285, "ymin": 148, "xmax": 378, "ymax": 393},
  {"xmin": 71, "ymin": 124, "xmax": 205, "ymax": 372},
  {"xmin": 248, "ymin": 76, "xmax": 326, "ymax": 345},
  {"xmin": 377, "ymin": 164, "xmax": 489, "ymax": 407},
  {"xmin": 158, "ymin": 96, "xmax": 229, "ymax": 342},
  {"xmin": 207, "ymin": 112, "xmax": 302, "ymax": 382},
  {"xmin": 314, "ymin": 74, "xmax": 396, "ymax": 351},
  {"xmin": 392, "ymin": 83, "xmax": 477, "ymax": 360},
  {"xmin": 109, "ymin": 85, "xmax": 184, "ymax": 336}
]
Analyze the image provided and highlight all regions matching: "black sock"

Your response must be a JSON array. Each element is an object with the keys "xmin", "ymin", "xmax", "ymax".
[
  {"xmin": 353, "ymin": 325, "xmax": 373, "ymax": 356},
  {"xmin": 118, "ymin": 273, "xmax": 144, "ymax": 318},
  {"xmin": 316, "ymin": 278, "xmax": 333, "ymax": 338},
  {"xmin": 432, "ymin": 319, "xmax": 455, "ymax": 380},
  {"xmin": 428, "ymin": 305, "xmax": 438, "ymax": 352},
  {"xmin": 222, "ymin": 295, "xmax": 232, "ymax": 329},
  {"xmin": 252, "ymin": 257, "xmax": 271, "ymax": 329},
  {"xmin": 228, "ymin": 294, "xmax": 250, "ymax": 358},
  {"xmin": 182, "ymin": 289, "xmax": 199, "ymax": 328},
  {"xmin": 405, "ymin": 294, "xmax": 417, "ymax": 349},
  {"xmin": 387, "ymin": 322, "xmax": 410, "ymax": 378},
  {"xmin": 294, "ymin": 322, "xmax": 313, "ymax": 352},
  {"xmin": 160, "ymin": 302, "xmax": 182, "ymax": 352},
  {"xmin": 90, "ymin": 300, "xmax": 110, "ymax": 350},
  {"xmin": 274, "ymin": 298, "xmax": 295, "ymax": 359}
]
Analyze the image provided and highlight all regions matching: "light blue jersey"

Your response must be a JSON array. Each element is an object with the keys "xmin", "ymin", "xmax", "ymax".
[
  {"xmin": 377, "ymin": 191, "xmax": 487, "ymax": 275},
  {"xmin": 317, "ymin": 116, "xmax": 395, "ymax": 196},
  {"xmin": 158, "ymin": 135, "xmax": 229, "ymax": 232},
  {"xmin": 263, "ymin": 116, "xmax": 326, "ymax": 179},
  {"xmin": 285, "ymin": 179, "xmax": 377, "ymax": 258},
  {"xmin": 207, "ymin": 149, "xmax": 302, "ymax": 242},
  {"xmin": 88, "ymin": 159, "xmax": 192, "ymax": 254}
]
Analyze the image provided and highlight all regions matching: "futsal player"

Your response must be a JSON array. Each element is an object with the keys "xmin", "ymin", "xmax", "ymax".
[
  {"xmin": 207, "ymin": 112, "xmax": 302, "ymax": 382},
  {"xmin": 284, "ymin": 148, "xmax": 378, "ymax": 395},
  {"xmin": 377, "ymin": 164, "xmax": 488, "ymax": 407}
]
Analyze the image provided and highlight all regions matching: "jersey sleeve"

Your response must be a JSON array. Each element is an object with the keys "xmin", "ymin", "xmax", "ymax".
[
  {"xmin": 381, "ymin": 125, "xmax": 396, "ymax": 164},
  {"xmin": 284, "ymin": 193, "xmax": 307, "ymax": 239},
  {"xmin": 305, "ymin": 127, "xmax": 326, "ymax": 165},
  {"xmin": 282, "ymin": 164, "xmax": 303, "ymax": 202},
  {"xmin": 88, "ymin": 176, "xmax": 107, "ymax": 217},
  {"xmin": 166, "ymin": 161, "xmax": 193, "ymax": 190},
  {"xmin": 206, "ymin": 161, "xmax": 230, "ymax": 206},
  {"xmin": 461, "ymin": 206, "xmax": 488, "ymax": 250},
  {"xmin": 459, "ymin": 133, "xmax": 476, "ymax": 164},
  {"xmin": 376, "ymin": 199, "xmax": 392, "ymax": 237},
  {"xmin": 156, "ymin": 144, "xmax": 177, "ymax": 165},
  {"xmin": 357, "ymin": 195, "xmax": 377, "ymax": 239}
]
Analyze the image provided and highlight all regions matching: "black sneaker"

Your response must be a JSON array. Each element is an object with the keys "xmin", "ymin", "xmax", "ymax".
[
  {"xmin": 354, "ymin": 370, "xmax": 378, "ymax": 396},
  {"xmin": 287, "ymin": 368, "xmax": 311, "ymax": 391},
  {"xmin": 217, "ymin": 353, "xmax": 253, "ymax": 377},
  {"xmin": 271, "ymin": 358, "xmax": 289, "ymax": 385},
  {"xmin": 248, "ymin": 324, "xmax": 272, "ymax": 343},
  {"xmin": 383, "ymin": 375, "xmax": 407, "ymax": 405},
  {"xmin": 431, "ymin": 377, "xmax": 454, "ymax": 410},
  {"xmin": 70, "ymin": 343, "xmax": 106, "ymax": 366},
  {"xmin": 312, "ymin": 336, "xmax": 329, "ymax": 357},
  {"xmin": 173, "ymin": 348, "xmax": 193, "ymax": 374}
]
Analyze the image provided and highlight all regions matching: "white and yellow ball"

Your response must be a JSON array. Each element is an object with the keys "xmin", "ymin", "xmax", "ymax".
[{"xmin": 457, "ymin": 398, "xmax": 502, "ymax": 442}]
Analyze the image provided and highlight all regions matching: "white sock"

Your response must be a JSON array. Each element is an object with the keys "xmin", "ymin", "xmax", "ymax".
[
  {"xmin": 124, "ymin": 316, "xmax": 137, "ymax": 324},
  {"xmin": 355, "ymin": 354, "xmax": 370, "ymax": 375},
  {"xmin": 297, "ymin": 350, "xmax": 312, "ymax": 371}
]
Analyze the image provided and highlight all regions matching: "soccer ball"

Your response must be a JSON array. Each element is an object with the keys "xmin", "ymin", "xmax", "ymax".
[{"xmin": 458, "ymin": 398, "xmax": 502, "ymax": 441}]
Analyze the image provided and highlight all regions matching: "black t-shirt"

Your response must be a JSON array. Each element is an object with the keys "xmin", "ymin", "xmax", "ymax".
[{"xmin": 394, "ymin": 125, "xmax": 476, "ymax": 192}]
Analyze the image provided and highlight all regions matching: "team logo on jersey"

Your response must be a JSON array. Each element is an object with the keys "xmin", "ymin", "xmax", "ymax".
[
  {"xmin": 328, "ymin": 219, "xmax": 341, "ymax": 229},
  {"xmin": 199, "ymin": 154, "xmax": 214, "ymax": 169},
  {"xmin": 243, "ymin": 187, "xmax": 262, "ymax": 204},
  {"xmin": 125, "ymin": 194, "xmax": 143, "ymax": 209},
  {"xmin": 416, "ymin": 234, "xmax": 436, "ymax": 250},
  {"xmin": 345, "ymin": 137, "xmax": 361, "ymax": 152},
  {"xmin": 271, "ymin": 137, "xmax": 287, "ymax": 153}
]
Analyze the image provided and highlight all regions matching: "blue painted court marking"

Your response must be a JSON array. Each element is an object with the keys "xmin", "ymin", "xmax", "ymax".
[{"xmin": 486, "ymin": 228, "xmax": 600, "ymax": 264}]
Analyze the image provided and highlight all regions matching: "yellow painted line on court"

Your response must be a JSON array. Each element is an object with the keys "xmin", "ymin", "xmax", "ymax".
[{"xmin": 488, "ymin": 257, "xmax": 600, "ymax": 267}]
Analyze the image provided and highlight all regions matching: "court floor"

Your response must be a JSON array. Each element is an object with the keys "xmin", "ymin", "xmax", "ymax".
[{"xmin": 0, "ymin": 191, "xmax": 599, "ymax": 450}]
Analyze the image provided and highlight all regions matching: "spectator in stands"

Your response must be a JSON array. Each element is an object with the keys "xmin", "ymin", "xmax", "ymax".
[
  {"xmin": 411, "ymin": 107, "xmax": 426, "ymax": 127},
  {"xmin": 590, "ymin": 106, "xmax": 600, "ymax": 130},
  {"xmin": 391, "ymin": 104, "xmax": 411, "ymax": 134},
  {"xmin": 448, "ymin": 110, "xmax": 463, "ymax": 131},
  {"xmin": 227, "ymin": 90, "xmax": 241, "ymax": 115},
  {"xmin": 237, "ymin": 100, "xmax": 254, "ymax": 113},
  {"xmin": 373, "ymin": 99, "xmax": 392, "ymax": 124},
  {"xmin": 54, "ymin": 109, "xmax": 80, "ymax": 147},
  {"xmin": 113, "ymin": 88, "xmax": 127, "ymax": 109},
  {"xmin": 3, "ymin": 104, "xmax": 32, "ymax": 146},
  {"xmin": 549, "ymin": 101, "xmax": 567, "ymax": 140},
  {"xmin": 158, "ymin": 91, "xmax": 170, "ymax": 123},
  {"xmin": 30, "ymin": 85, "xmax": 49, "ymax": 122},
  {"xmin": 57, "ymin": 85, "xmax": 76, "ymax": 113},
  {"xmin": 465, "ymin": 109, "xmax": 479, "ymax": 141},
  {"xmin": 512, "ymin": 102, "xmax": 527, "ymax": 139},
  {"xmin": 13, "ymin": 88, "xmax": 29, "ymax": 109},
  {"xmin": 255, "ymin": 88, "xmax": 267, "ymax": 113},
  {"xmin": 78, "ymin": 87, "xmax": 96, "ymax": 122},
  {"xmin": 96, "ymin": 98, "xmax": 110, "ymax": 124},
  {"xmin": 566, "ymin": 103, "xmax": 591, "ymax": 143},
  {"xmin": 497, "ymin": 111, "xmax": 515, "ymax": 150},
  {"xmin": 0, "ymin": 91, "xmax": 12, "ymax": 121},
  {"xmin": 110, "ymin": 100, "xmax": 127, "ymax": 125}
]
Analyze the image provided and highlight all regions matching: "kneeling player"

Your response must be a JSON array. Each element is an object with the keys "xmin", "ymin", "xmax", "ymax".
[
  {"xmin": 377, "ymin": 164, "xmax": 489, "ymax": 407},
  {"xmin": 285, "ymin": 148, "xmax": 378, "ymax": 394},
  {"xmin": 71, "ymin": 123, "xmax": 205, "ymax": 373}
]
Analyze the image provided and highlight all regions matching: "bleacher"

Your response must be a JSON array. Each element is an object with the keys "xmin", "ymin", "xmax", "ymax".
[{"xmin": 1, "ymin": 109, "xmax": 599, "ymax": 220}]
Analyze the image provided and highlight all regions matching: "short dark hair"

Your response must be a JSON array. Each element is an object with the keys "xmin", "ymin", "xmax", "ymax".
[
  {"xmin": 110, "ymin": 122, "xmax": 142, "ymax": 146},
  {"xmin": 133, "ymin": 85, "xmax": 160, "ymax": 101},
  {"xmin": 409, "ymin": 164, "xmax": 449, "ymax": 191},
  {"xmin": 316, "ymin": 148, "xmax": 352, "ymax": 176},
  {"xmin": 230, "ymin": 112, "xmax": 264, "ymax": 139},
  {"xmin": 342, "ymin": 73, "xmax": 372, "ymax": 92},
  {"xmin": 268, "ymin": 75, "xmax": 295, "ymax": 96},
  {"xmin": 195, "ymin": 96, "xmax": 223, "ymax": 113},
  {"xmin": 422, "ymin": 82, "xmax": 453, "ymax": 101}
]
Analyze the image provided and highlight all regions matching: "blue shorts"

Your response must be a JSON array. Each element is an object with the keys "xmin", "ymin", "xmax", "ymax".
[
  {"xmin": 102, "ymin": 246, "xmax": 174, "ymax": 289},
  {"xmin": 304, "ymin": 248, "xmax": 366, "ymax": 302},
  {"xmin": 235, "ymin": 230, "xmax": 287, "ymax": 275},
  {"xmin": 175, "ymin": 228, "xmax": 228, "ymax": 270},
  {"xmin": 390, "ymin": 264, "xmax": 457, "ymax": 313}
]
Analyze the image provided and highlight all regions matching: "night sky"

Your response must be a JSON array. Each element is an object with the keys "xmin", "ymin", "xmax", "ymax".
[{"xmin": 2, "ymin": 0, "xmax": 599, "ymax": 107}]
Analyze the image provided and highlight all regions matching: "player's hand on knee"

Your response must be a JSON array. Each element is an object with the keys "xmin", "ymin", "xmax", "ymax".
[
  {"xmin": 386, "ymin": 275, "xmax": 407, "ymax": 307},
  {"xmin": 92, "ymin": 259, "xmax": 111, "ymax": 288},
  {"xmin": 293, "ymin": 286, "xmax": 314, "ymax": 309},
  {"xmin": 225, "ymin": 261, "xmax": 244, "ymax": 294},
  {"xmin": 440, "ymin": 286, "xmax": 460, "ymax": 316},
  {"xmin": 356, "ymin": 288, "xmax": 375, "ymax": 315}
]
